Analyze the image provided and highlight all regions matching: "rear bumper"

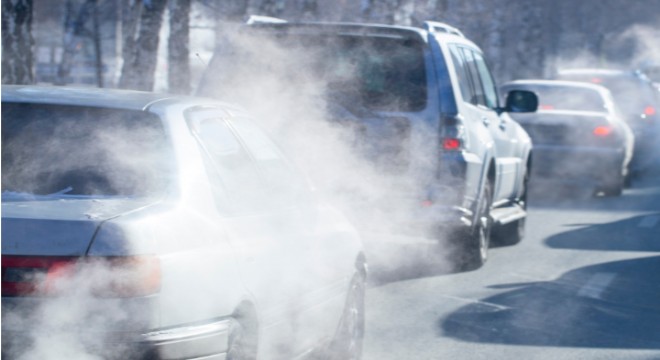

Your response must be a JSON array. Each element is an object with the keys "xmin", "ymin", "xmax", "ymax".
[
  {"xmin": 2, "ymin": 319, "xmax": 231, "ymax": 360},
  {"xmin": 531, "ymin": 145, "xmax": 624, "ymax": 184}
]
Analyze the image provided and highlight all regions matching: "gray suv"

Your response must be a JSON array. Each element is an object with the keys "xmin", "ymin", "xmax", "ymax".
[{"xmin": 199, "ymin": 20, "xmax": 537, "ymax": 270}]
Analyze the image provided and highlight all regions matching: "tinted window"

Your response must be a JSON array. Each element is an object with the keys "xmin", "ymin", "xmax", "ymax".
[
  {"xmin": 210, "ymin": 33, "xmax": 428, "ymax": 112},
  {"xmin": 322, "ymin": 36, "xmax": 427, "ymax": 112},
  {"xmin": 1, "ymin": 103, "xmax": 171, "ymax": 197}
]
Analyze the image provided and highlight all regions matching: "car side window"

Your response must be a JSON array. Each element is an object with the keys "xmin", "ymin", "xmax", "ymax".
[
  {"xmin": 229, "ymin": 116, "xmax": 309, "ymax": 208},
  {"xmin": 448, "ymin": 44, "xmax": 474, "ymax": 105},
  {"xmin": 189, "ymin": 114, "xmax": 265, "ymax": 215},
  {"xmin": 473, "ymin": 51, "xmax": 499, "ymax": 110},
  {"xmin": 461, "ymin": 48, "xmax": 487, "ymax": 107}
]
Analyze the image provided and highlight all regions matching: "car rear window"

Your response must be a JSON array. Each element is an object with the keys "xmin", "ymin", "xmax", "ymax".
[
  {"xmin": 310, "ymin": 35, "xmax": 427, "ymax": 112},
  {"xmin": 2, "ymin": 103, "xmax": 172, "ymax": 198},
  {"xmin": 558, "ymin": 74, "xmax": 656, "ymax": 115},
  {"xmin": 209, "ymin": 32, "xmax": 428, "ymax": 112},
  {"xmin": 533, "ymin": 86, "xmax": 607, "ymax": 112}
]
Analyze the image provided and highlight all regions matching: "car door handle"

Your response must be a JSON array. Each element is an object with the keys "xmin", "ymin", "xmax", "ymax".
[{"xmin": 482, "ymin": 117, "xmax": 490, "ymax": 127}]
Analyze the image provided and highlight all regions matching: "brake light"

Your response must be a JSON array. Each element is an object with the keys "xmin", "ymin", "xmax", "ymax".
[
  {"xmin": 593, "ymin": 126, "xmax": 612, "ymax": 136},
  {"xmin": 591, "ymin": 77, "xmax": 603, "ymax": 84},
  {"xmin": 1, "ymin": 255, "xmax": 161, "ymax": 297},
  {"xmin": 2, "ymin": 256, "xmax": 76, "ymax": 296},
  {"xmin": 644, "ymin": 106, "xmax": 656, "ymax": 116},
  {"xmin": 539, "ymin": 104, "xmax": 554, "ymax": 110},
  {"xmin": 442, "ymin": 138, "xmax": 462, "ymax": 150}
]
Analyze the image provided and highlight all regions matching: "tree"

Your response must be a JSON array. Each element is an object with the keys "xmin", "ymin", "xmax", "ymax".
[
  {"xmin": 2, "ymin": 0, "xmax": 35, "ymax": 84},
  {"xmin": 56, "ymin": 0, "xmax": 105, "ymax": 87},
  {"xmin": 168, "ymin": 0, "xmax": 190, "ymax": 94},
  {"xmin": 119, "ymin": 0, "xmax": 167, "ymax": 91}
]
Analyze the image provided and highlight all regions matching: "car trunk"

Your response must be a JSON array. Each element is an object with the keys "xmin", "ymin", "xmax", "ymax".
[
  {"xmin": 2, "ymin": 198, "xmax": 155, "ymax": 256},
  {"xmin": 510, "ymin": 111, "xmax": 617, "ymax": 147}
]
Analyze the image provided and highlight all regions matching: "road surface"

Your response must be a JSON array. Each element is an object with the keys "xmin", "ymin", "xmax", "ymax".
[{"xmin": 363, "ymin": 171, "xmax": 660, "ymax": 360}]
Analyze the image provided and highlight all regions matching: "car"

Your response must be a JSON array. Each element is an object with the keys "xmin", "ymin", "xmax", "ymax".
[
  {"xmin": 198, "ymin": 19, "xmax": 538, "ymax": 269},
  {"xmin": 555, "ymin": 68, "xmax": 660, "ymax": 174},
  {"xmin": 500, "ymin": 80, "xmax": 635, "ymax": 196},
  {"xmin": 1, "ymin": 85, "xmax": 366, "ymax": 360}
]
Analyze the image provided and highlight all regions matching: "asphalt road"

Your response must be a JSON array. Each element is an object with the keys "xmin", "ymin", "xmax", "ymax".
[{"xmin": 362, "ymin": 170, "xmax": 660, "ymax": 360}]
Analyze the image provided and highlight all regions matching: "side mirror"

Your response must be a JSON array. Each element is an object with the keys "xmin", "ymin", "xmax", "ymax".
[{"xmin": 505, "ymin": 90, "xmax": 538, "ymax": 113}]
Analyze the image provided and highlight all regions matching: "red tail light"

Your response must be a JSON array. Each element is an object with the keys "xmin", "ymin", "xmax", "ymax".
[
  {"xmin": 440, "ymin": 114, "xmax": 465, "ymax": 151},
  {"xmin": 1, "ymin": 256, "xmax": 77, "ymax": 296},
  {"xmin": 593, "ymin": 126, "xmax": 612, "ymax": 136},
  {"xmin": 1, "ymin": 255, "xmax": 161, "ymax": 297},
  {"xmin": 644, "ymin": 106, "xmax": 656, "ymax": 116},
  {"xmin": 539, "ymin": 104, "xmax": 555, "ymax": 110},
  {"xmin": 591, "ymin": 77, "xmax": 603, "ymax": 84},
  {"xmin": 442, "ymin": 138, "xmax": 462, "ymax": 150}
]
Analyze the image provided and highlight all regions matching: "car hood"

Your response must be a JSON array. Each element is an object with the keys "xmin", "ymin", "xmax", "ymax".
[{"xmin": 1, "ymin": 197, "xmax": 158, "ymax": 256}]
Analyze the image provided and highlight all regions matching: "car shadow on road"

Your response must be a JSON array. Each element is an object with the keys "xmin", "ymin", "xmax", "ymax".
[
  {"xmin": 544, "ymin": 213, "xmax": 660, "ymax": 252},
  {"xmin": 438, "ymin": 255, "xmax": 660, "ymax": 349}
]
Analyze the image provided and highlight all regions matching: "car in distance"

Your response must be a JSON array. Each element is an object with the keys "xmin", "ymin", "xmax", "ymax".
[
  {"xmin": 501, "ymin": 80, "xmax": 634, "ymax": 196},
  {"xmin": 198, "ymin": 20, "xmax": 538, "ymax": 269},
  {"xmin": 1, "ymin": 85, "xmax": 366, "ymax": 360},
  {"xmin": 555, "ymin": 68, "xmax": 659, "ymax": 175}
]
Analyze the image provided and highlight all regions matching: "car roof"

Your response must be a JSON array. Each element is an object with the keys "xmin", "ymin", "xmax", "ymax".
[
  {"xmin": 502, "ymin": 79, "xmax": 608, "ymax": 93},
  {"xmin": 244, "ymin": 21, "xmax": 429, "ymax": 42},
  {"xmin": 556, "ymin": 68, "xmax": 637, "ymax": 78},
  {"xmin": 1, "ymin": 85, "xmax": 178, "ymax": 110},
  {"xmin": 1, "ymin": 85, "xmax": 246, "ymax": 114}
]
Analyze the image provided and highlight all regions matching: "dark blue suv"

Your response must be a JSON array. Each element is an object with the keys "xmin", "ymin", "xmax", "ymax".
[{"xmin": 199, "ymin": 20, "xmax": 537, "ymax": 270}]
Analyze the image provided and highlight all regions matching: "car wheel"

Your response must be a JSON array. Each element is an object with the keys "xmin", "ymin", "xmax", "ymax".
[
  {"xmin": 493, "ymin": 173, "xmax": 527, "ymax": 246},
  {"xmin": 329, "ymin": 272, "xmax": 365, "ymax": 360},
  {"xmin": 623, "ymin": 166, "xmax": 633, "ymax": 188},
  {"xmin": 226, "ymin": 318, "xmax": 257, "ymax": 360},
  {"xmin": 600, "ymin": 170, "xmax": 624, "ymax": 197},
  {"xmin": 453, "ymin": 181, "xmax": 492, "ymax": 271}
]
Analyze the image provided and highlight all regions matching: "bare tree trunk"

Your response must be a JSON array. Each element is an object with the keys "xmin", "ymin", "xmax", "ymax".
[
  {"xmin": 119, "ymin": 0, "xmax": 166, "ymax": 91},
  {"xmin": 119, "ymin": 0, "xmax": 142, "ymax": 81},
  {"xmin": 92, "ymin": 0, "xmax": 104, "ymax": 87},
  {"xmin": 168, "ymin": 0, "xmax": 190, "ymax": 94},
  {"xmin": 2, "ymin": 0, "xmax": 34, "ymax": 85},
  {"xmin": 56, "ymin": 0, "xmax": 95, "ymax": 85}
]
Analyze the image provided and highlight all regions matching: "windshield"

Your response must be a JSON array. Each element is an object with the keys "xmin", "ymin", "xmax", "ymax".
[{"xmin": 2, "ymin": 103, "xmax": 172, "ymax": 198}]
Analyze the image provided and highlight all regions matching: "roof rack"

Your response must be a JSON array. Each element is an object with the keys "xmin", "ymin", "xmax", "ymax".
[
  {"xmin": 245, "ymin": 15, "xmax": 287, "ymax": 25},
  {"xmin": 423, "ymin": 21, "xmax": 464, "ymax": 37}
]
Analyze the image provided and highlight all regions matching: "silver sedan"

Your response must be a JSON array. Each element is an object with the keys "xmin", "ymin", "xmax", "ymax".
[{"xmin": 1, "ymin": 85, "xmax": 366, "ymax": 360}]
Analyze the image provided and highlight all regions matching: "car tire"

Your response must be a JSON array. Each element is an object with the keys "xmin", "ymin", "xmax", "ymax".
[
  {"xmin": 226, "ymin": 317, "xmax": 257, "ymax": 360},
  {"xmin": 328, "ymin": 272, "xmax": 365, "ymax": 360},
  {"xmin": 600, "ymin": 170, "xmax": 624, "ymax": 197},
  {"xmin": 453, "ymin": 181, "xmax": 492, "ymax": 271}
]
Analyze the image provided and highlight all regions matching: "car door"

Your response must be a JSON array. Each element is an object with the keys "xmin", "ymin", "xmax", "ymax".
[
  {"xmin": 186, "ymin": 109, "xmax": 308, "ymax": 357},
  {"xmin": 463, "ymin": 48, "xmax": 519, "ymax": 201},
  {"xmin": 227, "ymin": 115, "xmax": 353, "ymax": 353}
]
